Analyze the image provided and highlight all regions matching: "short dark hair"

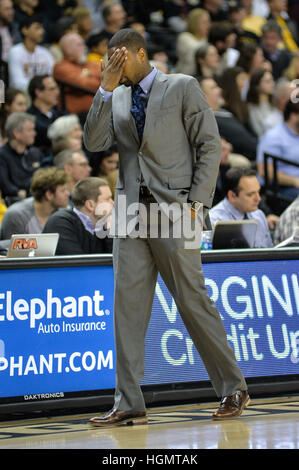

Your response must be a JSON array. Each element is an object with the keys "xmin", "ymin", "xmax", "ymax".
[
  {"xmin": 108, "ymin": 28, "xmax": 146, "ymax": 52},
  {"xmin": 30, "ymin": 167, "xmax": 69, "ymax": 201},
  {"xmin": 208, "ymin": 22, "xmax": 234, "ymax": 45},
  {"xmin": 28, "ymin": 75, "xmax": 51, "ymax": 101},
  {"xmin": 86, "ymin": 32, "xmax": 108, "ymax": 50},
  {"xmin": 283, "ymin": 99, "xmax": 299, "ymax": 121},
  {"xmin": 223, "ymin": 167, "xmax": 257, "ymax": 195},
  {"xmin": 262, "ymin": 20, "xmax": 282, "ymax": 37},
  {"xmin": 20, "ymin": 15, "xmax": 42, "ymax": 33},
  {"xmin": 71, "ymin": 177, "xmax": 108, "ymax": 208}
]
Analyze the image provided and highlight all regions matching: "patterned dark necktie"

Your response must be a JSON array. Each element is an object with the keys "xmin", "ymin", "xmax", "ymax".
[{"xmin": 131, "ymin": 84, "xmax": 146, "ymax": 142}]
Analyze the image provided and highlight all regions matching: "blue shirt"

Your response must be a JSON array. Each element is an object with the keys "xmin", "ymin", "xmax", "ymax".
[
  {"xmin": 73, "ymin": 207, "xmax": 94, "ymax": 234},
  {"xmin": 209, "ymin": 198, "xmax": 273, "ymax": 248},
  {"xmin": 257, "ymin": 122, "xmax": 299, "ymax": 178}
]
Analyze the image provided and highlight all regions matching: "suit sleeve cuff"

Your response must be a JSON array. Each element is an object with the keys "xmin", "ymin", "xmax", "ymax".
[{"xmin": 99, "ymin": 87, "xmax": 113, "ymax": 102}]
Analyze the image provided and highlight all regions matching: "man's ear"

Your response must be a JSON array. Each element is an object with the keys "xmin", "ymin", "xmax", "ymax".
[
  {"xmin": 85, "ymin": 199, "xmax": 95, "ymax": 212},
  {"xmin": 227, "ymin": 189, "xmax": 237, "ymax": 203},
  {"xmin": 137, "ymin": 47, "xmax": 146, "ymax": 62}
]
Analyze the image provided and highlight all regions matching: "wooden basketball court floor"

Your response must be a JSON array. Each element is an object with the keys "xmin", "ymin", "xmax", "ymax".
[{"xmin": 0, "ymin": 395, "xmax": 298, "ymax": 450}]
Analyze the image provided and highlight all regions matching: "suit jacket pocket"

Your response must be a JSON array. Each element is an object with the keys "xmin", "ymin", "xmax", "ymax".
[{"xmin": 168, "ymin": 175, "xmax": 192, "ymax": 189}]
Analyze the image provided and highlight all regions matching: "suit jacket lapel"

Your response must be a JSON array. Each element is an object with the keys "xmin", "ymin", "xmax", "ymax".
[
  {"xmin": 140, "ymin": 71, "xmax": 168, "ymax": 150},
  {"xmin": 120, "ymin": 85, "xmax": 140, "ymax": 145}
]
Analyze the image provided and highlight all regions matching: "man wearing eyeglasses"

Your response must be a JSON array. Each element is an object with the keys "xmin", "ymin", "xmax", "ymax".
[{"xmin": 27, "ymin": 74, "xmax": 64, "ymax": 155}]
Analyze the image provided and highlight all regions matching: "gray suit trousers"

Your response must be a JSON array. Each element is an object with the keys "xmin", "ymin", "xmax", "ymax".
[{"xmin": 112, "ymin": 200, "xmax": 247, "ymax": 412}]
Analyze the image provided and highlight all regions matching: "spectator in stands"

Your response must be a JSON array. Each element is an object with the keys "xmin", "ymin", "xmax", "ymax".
[
  {"xmin": 240, "ymin": 0, "xmax": 269, "ymax": 38},
  {"xmin": 194, "ymin": 42, "xmax": 220, "ymax": 79},
  {"xmin": 274, "ymin": 195, "xmax": 299, "ymax": 244},
  {"xmin": 208, "ymin": 21, "xmax": 239, "ymax": 73},
  {"xmin": 220, "ymin": 66, "xmax": 250, "ymax": 126},
  {"xmin": 90, "ymin": 143, "xmax": 118, "ymax": 198},
  {"xmin": 201, "ymin": 0, "xmax": 228, "ymax": 22},
  {"xmin": 283, "ymin": 54, "xmax": 299, "ymax": 81},
  {"xmin": 236, "ymin": 41, "xmax": 272, "ymax": 98},
  {"xmin": 47, "ymin": 114, "xmax": 83, "ymax": 151},
  {"xmin": 213, "ymin": 137, "xmax": 251, "ymax": 205},
  {"xmin": 237, "ymin": 41, "xmax": 267, "ymax": 74},
  {"xmin": 86, "ymin": 31, "xmax": 108, "ymax": 65},
  {"xmin": 54, "ymin": 149, "xmax": 91, "ymax": 191},
  {"xmin": 0, "ymin": 0, "xmax": 21, "ymax": 61},
  {"xmin": 42, "ymin": 177, "xmax": 113, "ymax": 255},
  {"xmin": 163, "ymin": 0, "xmax": 199, "ymax": 33},
  {"xmin": 260, "ymin": 20, "xmax": 293, "ymax": 80},
  {"xmin": 209, "ymin": 167, "xmax": 273, "ymax": 247},
  {"xmin": 100, "ymin": 1, "xmax": 126, "ymax": 40},
  {"xmin": 0, "ymin": 88, "xmax": 27, "ymax": 144},
  {"xmin": 0, "ymin": 112, "xmax": 43, "ymax": 204},
  {"xmin": 266, "ymin": 0, "xmax": 298, "ymax": 52},
  {"xmin": 227, "ymin": 0, "xmax": 261, "ymax": 46},
  {"xmin": 272, "ymin": 78, "xmax": 293, "ymax": 116},
  {"xmin": 199, "ymin": 76, "xmax": 258, "ymax": 160},
  {"xmin": 27, "ymin": 74, "xmax": 63, "ymax": 156},
  {"xmin": 175, "ymin": 8, "xmax": 211, "ymax": 76},
  {"xmin": 7, "ymin": 16, "xmax": 54, "ymax": 90},
  {"xmin": 0, "ymin": 166, "xmax": 70, "ymax": 239},
  {"xmin": 70, "ymin": 5, "xmax": 93, "ymax": 41},
  {"xmin": 247, "ymin": 68, "xmax": 280, "ymax": 136},
  {"xmin": 257, "ymin": 99, "xmax": 299, "ymax": 201},
  {"xmin": 14, "ymin": 0, "xmax": 39, "ymax": 25},
  {"xmin": 48, "ymin": 15, "xmax": 78, "ymax": 64},
  {"xmin": 51, "ymin": 135, "xmax": 82, "ymax": 156},
  {"xmin": 54, "ymin": 32, "xmax": 100, "ymax": 114}
]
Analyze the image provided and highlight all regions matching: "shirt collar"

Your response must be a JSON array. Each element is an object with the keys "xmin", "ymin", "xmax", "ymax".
[
  {"xmin": 73, "ymin": 207, "xmax": 94, "ymax": 234},
  {"xmin": 223, "ymin": 198, "xmax": 248, "ymax": 219},
  {"xmin": 138, "ymin": 67, "xmax": 157, "ymax": 95}
]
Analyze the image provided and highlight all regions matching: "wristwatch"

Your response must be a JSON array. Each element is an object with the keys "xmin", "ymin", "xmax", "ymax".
[{"xmin": 190, "ymin": 201, "xmax": 202, "ymax": 212}]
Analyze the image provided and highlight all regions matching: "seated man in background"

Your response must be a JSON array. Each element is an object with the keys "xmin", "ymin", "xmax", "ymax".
[
  {"xmin": 0, "ymin": 166, "xmax": 70, "ymax": 240},
  {"xmin": 257, "ymin": 99, "xmax": 299, "ymax": 203},
  {"xmin": 27, "ymin": 74, "xmax": 64, "ymax": 156},
  {"xmin": 274, "ymin": 195, "xmax": 299, "ymax": 244},
  {"xmin": 0, "ymin": 112, "xmax": 43, "ymax": 204},
  {"xmin": 42, "ymin": 177, "xmax": 113, "ymax": 255},
  {"xmin": 54, "ymin": 149, "xmax": 91, "ymax": 191},
  {"xmin": 53, "ymin": 32, "xmax": 101, "ymax": 115},
  {"xmin": 209, "ymin": 167, "xmax": 273, "ymax": 248}
]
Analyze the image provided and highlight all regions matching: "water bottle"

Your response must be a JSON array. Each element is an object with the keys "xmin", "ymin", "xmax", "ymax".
[{"xmin": 201, "ymin": 230, "xmax": 213, "ymax": 250}]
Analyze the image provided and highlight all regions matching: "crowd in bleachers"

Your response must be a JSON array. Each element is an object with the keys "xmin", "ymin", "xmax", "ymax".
[{"xmin": 0, "ymin": 0, "xmax": 298, "ymax": 255}]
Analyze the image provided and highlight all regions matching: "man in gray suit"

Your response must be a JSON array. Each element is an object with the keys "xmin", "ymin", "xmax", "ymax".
[{"xmin": 84, "ymin": 29, "xmax": 249, "ymax": 425}]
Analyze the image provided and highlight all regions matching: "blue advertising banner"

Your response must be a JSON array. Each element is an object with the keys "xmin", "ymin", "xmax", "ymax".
[{"xmin": 0, "ymin": 258, "xmax": 298, "ymax": 401}]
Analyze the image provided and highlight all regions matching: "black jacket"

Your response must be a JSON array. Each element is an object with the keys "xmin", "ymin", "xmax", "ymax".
[
  {"xmin": 0, "ymin": 142, "xmax": 43, "ymax": 198},
  {"xmin": 42, "ymin": 208, "xmax": 113, "ymax": 255}
]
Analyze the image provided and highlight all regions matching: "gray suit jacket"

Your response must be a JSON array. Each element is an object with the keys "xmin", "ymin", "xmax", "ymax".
[{"xmin": 84, "ymin": 70, "xmax": 221, "ymax": 235}]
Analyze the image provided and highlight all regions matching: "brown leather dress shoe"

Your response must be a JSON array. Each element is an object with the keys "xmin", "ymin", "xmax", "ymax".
[
  {"xmin": 212, "ymin": 390, "xmax": 250, "ymax": 420},
  {"xmin": 89, "ymin": 408, "xmax": 148, "ymax": 427}
]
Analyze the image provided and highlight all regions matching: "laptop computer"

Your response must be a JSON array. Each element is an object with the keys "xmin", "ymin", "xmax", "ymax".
[
  {"xmin": 6, "ymin": 233, "xmax": 59, "ymax": 258},
  {"xmin": 212, "ymin": 220, "xmax": 258, "ymax": 249}
]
